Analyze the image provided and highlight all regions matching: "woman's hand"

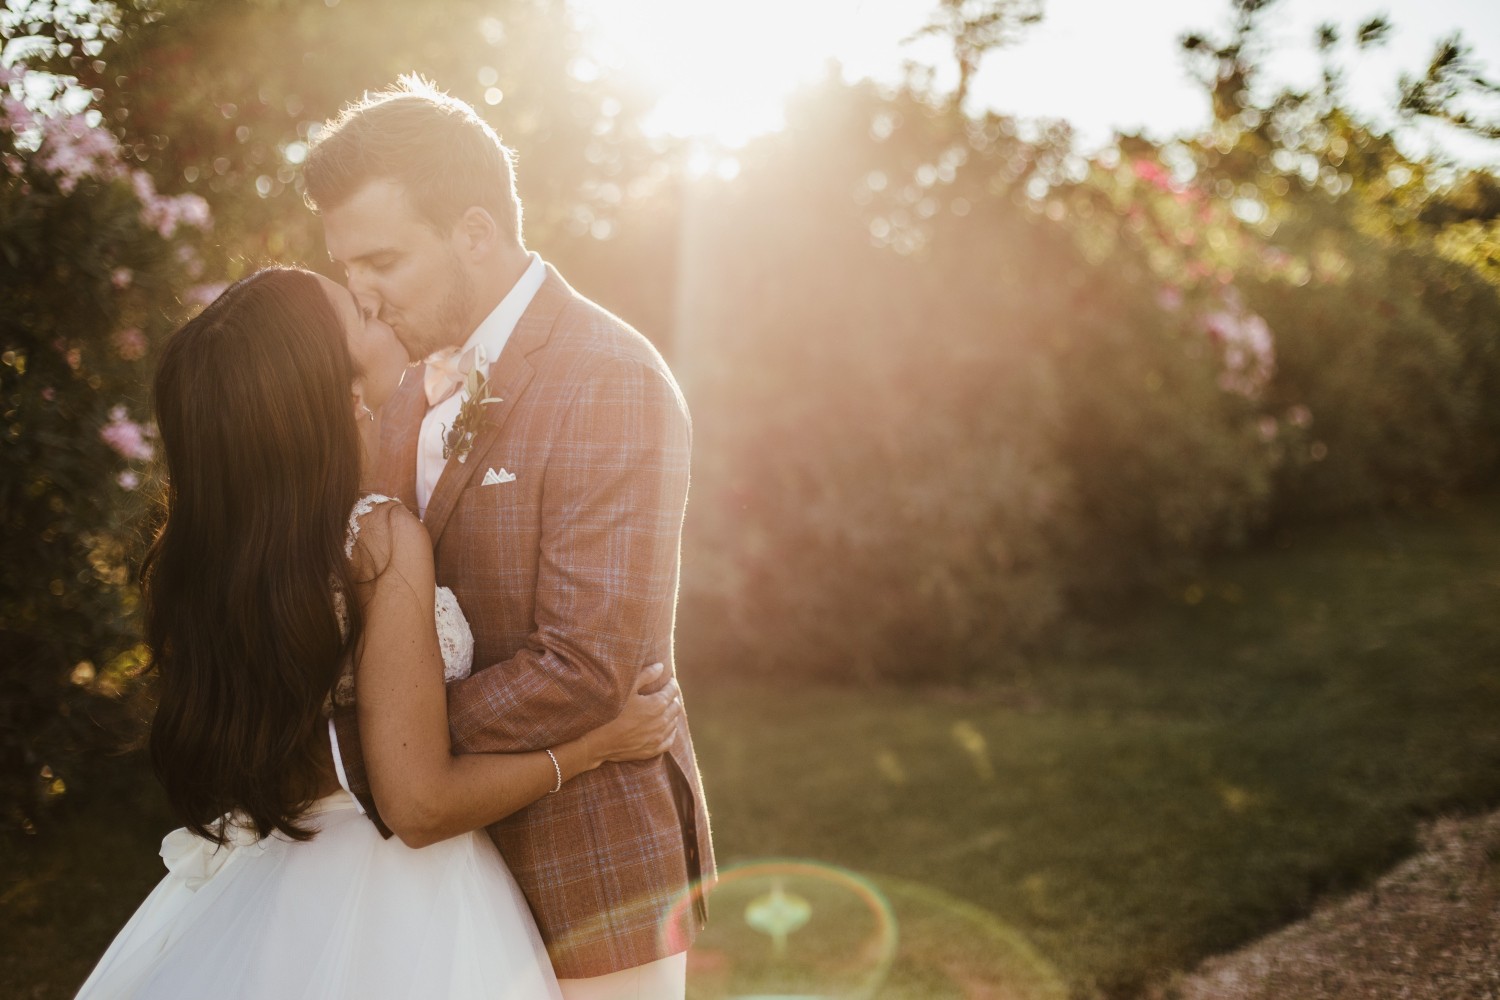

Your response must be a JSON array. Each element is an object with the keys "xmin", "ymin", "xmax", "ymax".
[{"xmin": 585, "ymin": 662, "xmax": 682, "ymax": 767}]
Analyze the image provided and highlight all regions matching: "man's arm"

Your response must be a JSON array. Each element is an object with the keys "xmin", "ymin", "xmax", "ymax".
[
  {"xmin": 445, "ymin": 353, "xmax": 691, "ymax": 753},
  {"xmin": 327, "ymin": 353, "xmax": 688, "ymax": 808}
]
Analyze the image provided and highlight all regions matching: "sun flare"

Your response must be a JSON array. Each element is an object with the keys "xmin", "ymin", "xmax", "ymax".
[{"xmin": 568, "ymin": 0, "xmax": 921, "ymax": 147}]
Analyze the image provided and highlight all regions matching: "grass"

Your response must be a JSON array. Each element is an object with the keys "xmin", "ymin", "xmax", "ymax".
[
  {"xmin": 4, "ymin": 495, "xmax": 1500, "ymax": 998},
  {"xmin": 685, "ymin": 493, "xmax": 1500, "ymax": 997}
]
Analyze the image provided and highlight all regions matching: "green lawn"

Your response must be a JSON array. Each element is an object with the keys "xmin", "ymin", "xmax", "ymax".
[
  {"xmin": 5, "ymin": 495, "xmax": 1500, "ymax": 998},
  {"xmin": 685, "ymin": 495, "xmax": 1500, "ymax": 997}
]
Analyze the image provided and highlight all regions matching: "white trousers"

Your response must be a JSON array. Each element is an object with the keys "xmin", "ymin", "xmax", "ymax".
[{"xmin": 557, "ymin": 952, "xmax": 687, "ymax": 1000}]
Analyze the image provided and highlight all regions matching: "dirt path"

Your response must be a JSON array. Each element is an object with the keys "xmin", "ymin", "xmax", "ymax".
[{"xmin": 1161, "ymin": 810, "xmax": 1500, "ymax": 999}]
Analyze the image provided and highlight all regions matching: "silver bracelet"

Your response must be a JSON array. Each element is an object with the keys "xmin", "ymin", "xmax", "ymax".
[{"xmin": 545, "ymin": 749, "xmax": 562, "ymax": 794}]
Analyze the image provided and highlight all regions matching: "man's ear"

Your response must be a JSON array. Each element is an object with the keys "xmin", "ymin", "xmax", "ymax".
[{"xmin": 454, "ymin": 206, "xmax": 499, "ymax": 258}]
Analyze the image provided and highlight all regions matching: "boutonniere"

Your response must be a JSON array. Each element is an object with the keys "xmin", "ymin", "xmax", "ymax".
[{"xmin": 441, "ymin": 364, "xmax": 503, "ymax": 464}]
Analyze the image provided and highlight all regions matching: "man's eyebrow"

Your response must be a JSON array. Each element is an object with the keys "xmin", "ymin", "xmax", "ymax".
[{"xmin": 341, "ymin": 246, "xmax": 399, "ymax": 265}]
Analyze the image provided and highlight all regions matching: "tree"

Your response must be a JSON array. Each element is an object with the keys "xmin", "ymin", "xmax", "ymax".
[
  {"xmin": 904, "ymin": 0, "xmax": 1043, "ymax": 113},
  {"xmin": 1400, "ymin": 32, "xmax": 1500, "ymax": 141},
  {"xmin": 21, "ymin": 0, "xmax": 667, "ymax": 278}
]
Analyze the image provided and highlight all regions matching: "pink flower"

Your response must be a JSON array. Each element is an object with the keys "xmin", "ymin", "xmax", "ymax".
[
  {"xmin": 36, "ymin": 114, "xmax": 125, "ymax": 193},
  {"xmin": 130, "ymin": 170, "xmax": 155, "ymax": 203},
  {"xmin": 185, "ymin": 282, "xmax": 228, "ymax": 308},
  {"xmin": 175, "ymin": 194, "xmax": 212, "ymax": 231},
  {"xmin": 41, "ymin": 387, "xmax": 56, "ymax": 402},
  {"xmin": 100, "ymin": 406, "xmax": 154, "ymax": 462},
  {"xmin": 133, "ymin": 170, "xmax": 213, "ymax": 238},
  {"xmin": 111, "ymin": 267, "xmax": 133, "ymax": 289},
  {"xmin": 1203, "ymin": 311, "xmax": 1235, "ymax": 345},
  {"xmin": 112, "ymin": 327, "xmax": 147, "ymax": 361},
  {"xmin": 1, "ymin": 94, "xmax": 37, "ymax": 135},
  {"xmin": 1132, "ymin": 159, "xmax": 1174, "ymax": 192},
  {"xmin": 1199, "ymin": 289, "xmax": 1276, "ymax": 398},
  {"xmin": 117, "ymin": 470, "xmax": 140, "ymax": 491},
  {"xmin": 175, "ymin": 244, "xmax": 204, "ymax": 279},
  {"xmin": 1241, "ymin": 314, "xmax": 1272, "ymax": 358}
]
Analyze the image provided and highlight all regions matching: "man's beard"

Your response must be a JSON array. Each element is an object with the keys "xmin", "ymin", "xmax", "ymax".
[{"xmin": 400, "ymin": 259, "xmax": 476, "ymax": 361}]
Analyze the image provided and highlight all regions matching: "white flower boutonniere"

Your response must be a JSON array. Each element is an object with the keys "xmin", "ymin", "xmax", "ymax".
[{"xmin": 441, "ymin": 362, "xmax": 503, "ymax": 464}]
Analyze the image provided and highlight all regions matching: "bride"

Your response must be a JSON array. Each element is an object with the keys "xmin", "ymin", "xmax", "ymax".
[{"xmin": 75, "ymin": 266, "xmax": 682, "ymax": 999}]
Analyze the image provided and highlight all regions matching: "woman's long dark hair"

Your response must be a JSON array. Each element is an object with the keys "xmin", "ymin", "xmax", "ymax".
[{"xmin": 143, "ymin": 267, "xmax": 364, "ymax": 844}]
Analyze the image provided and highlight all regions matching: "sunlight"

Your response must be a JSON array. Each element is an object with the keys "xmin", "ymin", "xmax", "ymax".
[
  {"xmin": 568, "ymin": 0, "xmax": 921, "ymax": 147},
  {"xmin": 568, "ymin": 0, "xmax": 1500, "ymax": 167}
]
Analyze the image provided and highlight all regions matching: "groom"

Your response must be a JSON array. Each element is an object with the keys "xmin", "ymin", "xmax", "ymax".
[{"xmin": 304, "ymin": 77, "xmax": 714, "ymax": 998}]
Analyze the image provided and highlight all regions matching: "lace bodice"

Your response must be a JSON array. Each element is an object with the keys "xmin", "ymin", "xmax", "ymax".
[{"xmin": 323, "ymin": 494, "xmax": 474, "ymax": 715}]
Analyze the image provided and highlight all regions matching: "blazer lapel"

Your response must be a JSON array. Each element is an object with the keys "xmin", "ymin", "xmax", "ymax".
[{"xmin": 421, "ymin": 265, "xmax": 573, "ymax": 546}]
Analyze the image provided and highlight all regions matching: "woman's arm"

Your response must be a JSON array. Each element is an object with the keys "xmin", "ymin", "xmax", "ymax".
[{"xmin": 350, "ymin": 503, "xmax": 679, "ymax": 848}]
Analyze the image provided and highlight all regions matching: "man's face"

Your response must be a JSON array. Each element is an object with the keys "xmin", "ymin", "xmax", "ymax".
[{"xmin": 321, "ymin": 179, "xmax": 475, "ymax": 362}]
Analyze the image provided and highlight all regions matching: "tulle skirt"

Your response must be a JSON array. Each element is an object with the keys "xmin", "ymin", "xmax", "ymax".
[{"xmin": 76, "ymin": 791, "xmax": 561, "ymax": 1000}]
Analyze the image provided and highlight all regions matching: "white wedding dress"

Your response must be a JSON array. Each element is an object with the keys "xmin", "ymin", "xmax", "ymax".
[{"xmin": 75, "ymin": 495, "xmax": 561, "ymax": 1000}]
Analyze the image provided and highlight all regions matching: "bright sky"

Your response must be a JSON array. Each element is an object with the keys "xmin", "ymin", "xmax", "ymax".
[{"xmin": 570, "ymin": 0, "xmax": 1500, "ymax": 167}]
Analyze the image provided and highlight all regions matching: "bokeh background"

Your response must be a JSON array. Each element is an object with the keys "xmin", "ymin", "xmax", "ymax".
[{"xmin": 3, "ymin": 0, "xmax": 1499, "ymax": 997}]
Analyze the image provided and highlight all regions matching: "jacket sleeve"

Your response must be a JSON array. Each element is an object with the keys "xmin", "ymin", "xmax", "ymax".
[{"xmin": 444, "ymin": 353, "xmax": 692, "ymax": 752}]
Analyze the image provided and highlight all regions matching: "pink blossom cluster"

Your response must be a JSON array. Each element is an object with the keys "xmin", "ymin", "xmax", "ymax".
[
  {"xmin": 185, "ymin": 282, "xmax": 228, "ymax": 308},
  {"xmin": 1200, "ymin": 287, "xmax": 1275, "ymax": 398},
  {"xmin": 3, "ymin": 63, "xmax": 212, "ymax": 236},
  {"xmin": 1132, "ymin": 159, "xmax": 1176, "ymax": 194},
  {"xmin": 99, "ymin": 405, "xmax": 154, "ymax": 462},
  {"xmin": 1, "ymin": 65, "xmax": 38, "ymax": 177},
  {"xmin": 112, "ymin": 327, "xmax": 147, "ymax": 361},
  {"xmin": 132, "ymin": 171, "xmax": 212, "ymax": 239},
  {"xmin": 1, "ymin": 62, "xmax": 126, "ymax": 192},
  {"xmin": 35, "ymin": 113, "xmax": 126, "ymax": 194}
]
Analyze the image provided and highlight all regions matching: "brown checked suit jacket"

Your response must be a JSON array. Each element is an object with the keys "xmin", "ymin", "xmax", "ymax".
[{"xmin": 331, "ymin": 262, "xmax": 715, "ymax": 979}]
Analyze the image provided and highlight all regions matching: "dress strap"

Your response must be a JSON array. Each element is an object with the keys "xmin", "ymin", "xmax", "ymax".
[{"xmin": 343, "ymin": 493, "xmax": 399, "ymax": 559}]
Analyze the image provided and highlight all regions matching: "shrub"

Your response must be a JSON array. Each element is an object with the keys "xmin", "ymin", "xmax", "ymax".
[
  {"xmin": 0, "ymin": 63, "xmax": 213, "ymax": 831},
  {"xmin": 677, "ymin": 89, "xmax": 1286, "ymax": 683},
  {"xmin": 1247, "ymin": 206, "xmax": 1500, "ymax": 516}
]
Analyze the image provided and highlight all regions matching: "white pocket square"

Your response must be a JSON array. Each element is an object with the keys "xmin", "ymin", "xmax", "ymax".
[{"xmin": 481, "ymin": 467, "xmax": 516, "ymax": 486}]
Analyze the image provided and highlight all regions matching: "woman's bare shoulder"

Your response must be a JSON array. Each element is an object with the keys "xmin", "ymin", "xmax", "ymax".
[{"xmin": 350, "ymin": 499, "xmax": 431, "ymax": 584}]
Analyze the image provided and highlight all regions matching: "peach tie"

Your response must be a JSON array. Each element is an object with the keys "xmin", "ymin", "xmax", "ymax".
[{"xmin": 422, "ymin": 345, "xmax": 484, "ymax": 408}]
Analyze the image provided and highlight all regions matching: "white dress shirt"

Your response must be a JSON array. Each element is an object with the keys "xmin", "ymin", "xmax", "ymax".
[{"xmin": 416, "ymin": 252, "xmax": 546, "ymax": 517}]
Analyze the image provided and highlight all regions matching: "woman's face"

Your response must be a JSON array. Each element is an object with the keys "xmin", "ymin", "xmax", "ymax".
[{"xmin": 317, "ymin": 273, "xmax": 407, "ymax": 412}]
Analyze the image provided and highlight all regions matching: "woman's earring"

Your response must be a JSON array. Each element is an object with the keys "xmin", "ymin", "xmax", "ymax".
[{"xmin": 358, "ymin": 402, "xmax": 375, "ymax": 423}]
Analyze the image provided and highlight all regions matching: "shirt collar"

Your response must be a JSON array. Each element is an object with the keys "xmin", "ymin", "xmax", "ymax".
[{"xmin": 454, "ymin": 252, "xmax": 546, "ymax": 370}]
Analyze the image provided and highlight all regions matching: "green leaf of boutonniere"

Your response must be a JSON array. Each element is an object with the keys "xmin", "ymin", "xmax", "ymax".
[{"xmin": 441, "ymin": 373, "xmax": 504, "ymax": 464}]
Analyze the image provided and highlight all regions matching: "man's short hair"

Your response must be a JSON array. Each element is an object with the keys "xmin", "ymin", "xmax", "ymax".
[{"xmin": 303, "ymin": 75, "xmax": 522, "ymax": 241}]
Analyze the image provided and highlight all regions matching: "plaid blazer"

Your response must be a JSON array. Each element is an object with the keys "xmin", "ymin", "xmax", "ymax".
[{"xmin": 331, "ymin": 263, "xmax": 714, "ymax": 979}]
